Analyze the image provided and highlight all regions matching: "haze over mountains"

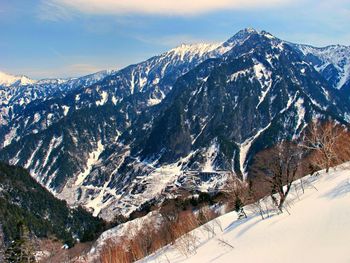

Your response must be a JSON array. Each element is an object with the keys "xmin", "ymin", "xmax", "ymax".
[{"xmin": 1, "ymin": 28, "xmax": 350, "ymax": 220}]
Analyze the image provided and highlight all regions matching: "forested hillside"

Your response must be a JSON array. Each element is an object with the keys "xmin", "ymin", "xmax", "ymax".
[{"xmin": 0, "ymin": 162, "xmax": 105, "ymax": 247}]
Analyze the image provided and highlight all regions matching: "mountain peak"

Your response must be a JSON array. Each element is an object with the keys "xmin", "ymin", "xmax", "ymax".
[
  {"xmin": 236, "ymin": 27, "xmax": 260, "ymax": 36},
  {"xmin": 231, "ymin": 28, "xmax": 279, "ymax": 40},
  {"xmin": 220, "ymin": 28, "xmax": 261, "ymax": 51},
  {"xmin": 220, "ymin": 28, "xmax": 280, "ymax": 52},
  {"xmin": 242, "ymin": 27, "xmax": 259, "ymax": 33},
  {"xmin": 0, "ymin": 71, "xmax": 36, "ymax": 86},
  {"xmin": 235, "ymin": 28, "xmax": 279, "ymax": 40}
]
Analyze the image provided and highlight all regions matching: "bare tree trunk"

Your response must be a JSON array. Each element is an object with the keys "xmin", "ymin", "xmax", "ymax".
[
  {"xmin": 278, "ymin": 194, "xmax": 286, "ymax": 212},
  {"xmin": 326, "ymin": 156, "xmax": 330, "ymax": 173}
]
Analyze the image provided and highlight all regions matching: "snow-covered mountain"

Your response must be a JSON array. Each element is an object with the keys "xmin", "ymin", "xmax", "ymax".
[
  {"xmin": 140, "ymin": 163, "xmax": 350, "ymax": 263},
  {"xmin": 293, "ymin": 44, "xmax": 350, "ymax": 91},
  {"xmin": 0, "ymin": 42, "xmax": 228, "ymax": 149},
  {"xmin": 0, "ymin": 70, "xmax": 114, "ymax": 147},
  {"xmin": 1, "ymin": 28, "xmax": 350, "ymax": 221},
  {"xmin": 83, "ymin": 29, "xmax": 348, "ymax": 219},
  {"xmin": 0, "ymin": 71, "xmax": 36, "ymax": 86},
  {"xmin": 0, "ymin": 40, "xmax": 228, "ymax": 216}
]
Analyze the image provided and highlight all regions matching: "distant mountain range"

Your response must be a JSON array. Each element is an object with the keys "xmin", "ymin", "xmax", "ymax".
[{"xmin": 1, "ymin": 28, "xmax": 349, "ymax": 220}]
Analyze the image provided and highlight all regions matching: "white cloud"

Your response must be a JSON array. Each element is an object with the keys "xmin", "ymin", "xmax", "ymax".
[{"xmin": 40, "ymin": 0, "xmax": 290, "ymax": 17}]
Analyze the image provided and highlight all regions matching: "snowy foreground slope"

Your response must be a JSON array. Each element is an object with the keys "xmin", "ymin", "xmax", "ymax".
[{"xmin": 141, "ymin": 163, "xmax": 350, "ymax": 263}]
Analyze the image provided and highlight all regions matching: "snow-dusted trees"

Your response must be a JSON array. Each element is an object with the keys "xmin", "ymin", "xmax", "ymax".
[
  {"xmin": 301, "ymin": 120, "xmax": 349, "ymax": 173},
  {"xmin": 251, "ymin": 142, "xmax": 303, "ymax": 212}
]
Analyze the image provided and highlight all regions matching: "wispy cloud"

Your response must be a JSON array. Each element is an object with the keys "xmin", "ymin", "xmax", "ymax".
[
  {"xmin": 37, "ymin": 0, "xmax": 76, "ymax": 21},
  {"xmin": 39, "ymin": 0, "xmax": 291, "ymax": 18}
]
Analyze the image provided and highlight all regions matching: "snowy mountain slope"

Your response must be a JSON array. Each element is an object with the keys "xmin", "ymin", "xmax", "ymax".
[
  {"xmin": 59, "ymin": 29, "xmax": 350, "ymax": 220},
  {"xmin": 0, "ymin": 42, "xmax": 225, "ymax": 150},
  {"xmin": 0, "ymin": 29, "xmax": 266, "ymax": 149},
  {"xmin": 141, "ymin": 163, "xmax": 350, "ymax": 263},
  {"xmin": 132, "ymin": 30, "xmax": 347, "ymax": 177},
  {"xmin": 0, "ymin": 41, "xmax": 228, "ymax": 196},
  {"xmin": 0, "ymin": 70, "xmax": 114, "ymax": 147},
  {"xmin": 293, "ymin": 44, "xmax": 350, "ymax": 91},
  {"xmin": 1, "ymin": 29, "xmax": 350, "ymax": 221},
  {"xmin": 88, "ymin": 211, "xmax": 160, "ymax": 261}
]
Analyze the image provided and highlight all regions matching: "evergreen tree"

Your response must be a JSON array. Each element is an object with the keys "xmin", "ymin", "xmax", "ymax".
[
  {"xmin": 4, "ymin": 223, "xmax": 36, "ymax": 263},
  {"xmin": 234, "ymin": 197, "xmax": 247, "ymax": 219}
]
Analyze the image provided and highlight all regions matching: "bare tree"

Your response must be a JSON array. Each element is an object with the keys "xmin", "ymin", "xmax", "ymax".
[
  {"xmin": 221, "ymin": 174, "xmax": 249, "ymax": 218},
  {"xmin": 100, "ymin": 237, "xmax": 131, "ymax": 263},
  {"xmin": 174, "ymin": 232, "xmax": 198, "ymax": 257},
  {"xmin": 99, "ymin": 209, "xmax": 203, "ymax": 263},
  {"xmin": 251, "ymin": 142, "xmax": 302, "ymax": 213},
  {"xmin": 301, "ymin": 120, "xmax": 345, "ymax": 173}
]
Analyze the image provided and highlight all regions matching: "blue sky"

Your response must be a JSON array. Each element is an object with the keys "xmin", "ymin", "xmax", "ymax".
[{"xmin": 1, "ymin": 0, "xmax": 349, "ymax": 79}]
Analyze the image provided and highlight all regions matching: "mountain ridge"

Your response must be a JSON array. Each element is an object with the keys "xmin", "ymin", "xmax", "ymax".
[{"xmin": 1, "ymin": 28, "xmax": 350, "ymax": 220}]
